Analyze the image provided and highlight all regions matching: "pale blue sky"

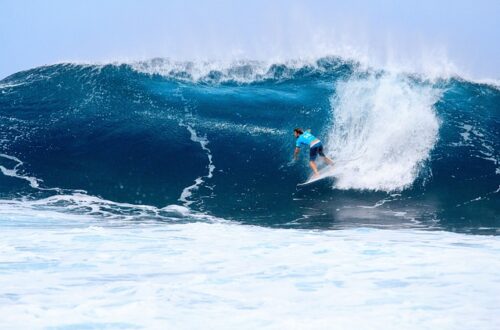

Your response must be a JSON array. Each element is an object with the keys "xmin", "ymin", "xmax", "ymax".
[{"xmin": 1, "ymin": 0, "xmax": 499, "ymax": 79}]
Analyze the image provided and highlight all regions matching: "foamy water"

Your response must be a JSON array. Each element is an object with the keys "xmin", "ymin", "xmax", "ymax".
[
  {"xmin": 326, "ymin": 74, "xmax": 440, "ymax": 191},
  {"xmin": 1, "ymin": 210, "xmax": 499, "ymax": 329}
]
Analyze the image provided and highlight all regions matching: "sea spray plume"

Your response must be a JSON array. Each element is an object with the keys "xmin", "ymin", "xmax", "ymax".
[
  {"xmin": 128, "ymin": 56, "xmax": 355, "ymax": 83},
  {"xmin": 326, "ymin": 73, "xmax": 441, "ymax": 191}
]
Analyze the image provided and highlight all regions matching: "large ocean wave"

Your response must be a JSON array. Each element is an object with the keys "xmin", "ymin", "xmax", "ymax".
[{"xmin": 0, "ymin": 57, "xmax": 498, "ymax": 233}]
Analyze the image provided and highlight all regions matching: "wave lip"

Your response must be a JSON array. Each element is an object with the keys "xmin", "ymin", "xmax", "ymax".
[{"xmin": 128, "ymin": 56, "xmax": 357, "ymax": 83}]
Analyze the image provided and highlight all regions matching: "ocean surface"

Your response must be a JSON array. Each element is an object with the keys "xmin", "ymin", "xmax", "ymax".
[{"xmin": 1, "ymin": 57, "xmax": 499, "ymax": 329}]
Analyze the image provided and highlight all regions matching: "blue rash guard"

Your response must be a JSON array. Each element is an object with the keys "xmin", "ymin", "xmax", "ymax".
[
  {"xmin": 296, "ymin": 131, "xmax": 325, "ymax": 161},
  {"xmin": 295, "ymin": 131, "xmax": 318, "ymax": 148}
]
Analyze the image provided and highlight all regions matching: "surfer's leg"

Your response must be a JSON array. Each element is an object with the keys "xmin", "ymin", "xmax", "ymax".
[
  {"xmin": 309, "ymin": 161, "xmax": 319, "ymax": 176},
  {"xmin": 309, "ymin": 147, "xmax": 320, "ymax": 175},
  {"xmin": 318, "ymin": 146, "xmax": 333, "ymax": 165},
  {"xmin": 322, "ymin": 156, "xmax": 334, "ymax": 165}
]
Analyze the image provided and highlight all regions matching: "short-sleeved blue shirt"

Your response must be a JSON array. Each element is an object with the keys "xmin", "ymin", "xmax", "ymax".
[{"xmin": 295, "ymin": 131, "xmax": 318, "ymax": 148}]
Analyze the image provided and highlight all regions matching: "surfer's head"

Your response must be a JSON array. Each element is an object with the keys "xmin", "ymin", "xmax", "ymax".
[{"xmin": 294, "ymin": 128, "xmax": 303, "ymax": 138}]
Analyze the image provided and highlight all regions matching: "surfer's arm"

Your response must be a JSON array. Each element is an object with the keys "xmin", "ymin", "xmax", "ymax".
[{"xmin": 293, "ymin": 147, "xmax": 300, "ymax": 160}]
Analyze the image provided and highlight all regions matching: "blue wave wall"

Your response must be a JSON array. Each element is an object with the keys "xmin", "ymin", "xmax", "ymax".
[{"xmin": 0, "ymin": 58, "xmax": 498, "ymax": 232}]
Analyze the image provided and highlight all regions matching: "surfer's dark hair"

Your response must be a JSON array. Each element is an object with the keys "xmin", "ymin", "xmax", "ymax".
[{"xmin": 294, "ymin": 128, "xmax": 304, "ymax": 135}]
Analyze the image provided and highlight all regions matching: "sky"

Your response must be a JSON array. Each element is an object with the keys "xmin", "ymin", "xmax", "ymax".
[{"xmin": 0, "ymin": 0, "xmax": 499, "ymax": 80}]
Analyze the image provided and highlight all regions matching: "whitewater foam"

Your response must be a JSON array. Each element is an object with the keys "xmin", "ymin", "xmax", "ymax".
[
  {"xmin": 325, "ymin": 74, "xmax": 441, "ymax": 191},
  {"xmin": 0, "ymin": 153, "xmax": 92, "ymax": 196},
  {"xmin": 0, "ymin": 192, "xmax": 225, "ymax": 225},
  {"xmin": 178, "ymin": 125, "xmax": 215, "ymax": 207},
  {"xmin": 0, "ymin": 153, "xmax": 222, "ymax": 223},
  {"xmin": 0, "ymin": 153, "xmax": 41, "ymax": 189},
  {"xmin": 0, "ymin": 215, "xmax": 498, "ymax": 329}
]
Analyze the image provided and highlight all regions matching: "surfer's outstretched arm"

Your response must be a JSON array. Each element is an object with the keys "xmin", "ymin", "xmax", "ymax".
[{"xmin": 293, "ymin": 147, "xmax": 300, "ymax": 160}]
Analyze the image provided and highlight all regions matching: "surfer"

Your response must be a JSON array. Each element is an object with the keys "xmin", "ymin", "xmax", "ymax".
[{"xmin": 293, "ymin": 128, "xmax": 333, "ymax": 177}]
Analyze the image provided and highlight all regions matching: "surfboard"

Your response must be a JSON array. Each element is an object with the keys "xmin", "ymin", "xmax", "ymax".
[{"xmin": 297, "ymin": 167, "xmax": 334, "ymax": 186}]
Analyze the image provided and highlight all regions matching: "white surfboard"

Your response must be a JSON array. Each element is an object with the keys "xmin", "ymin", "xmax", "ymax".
[{"xmin": 297, "ymin": 167, "xmax": 334, "ymax": 186}]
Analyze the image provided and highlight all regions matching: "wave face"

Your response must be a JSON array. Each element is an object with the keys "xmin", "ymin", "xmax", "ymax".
[{"xmin": 0, "ymin": 58, "xmax": 498, "ymax": 233}]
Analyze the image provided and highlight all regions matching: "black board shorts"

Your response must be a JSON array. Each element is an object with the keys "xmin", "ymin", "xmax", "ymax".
[{"xmin": 309, "ymin": 143, "xmax": 325, "ymax": 161}]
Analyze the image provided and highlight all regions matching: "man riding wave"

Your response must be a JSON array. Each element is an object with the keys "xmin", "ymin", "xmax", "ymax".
[{"xmin": 293, "ymin": 128, "xmax": 334, "ymax": 177}]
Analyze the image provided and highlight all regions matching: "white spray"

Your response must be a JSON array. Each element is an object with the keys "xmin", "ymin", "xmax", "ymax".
[
  {"xmin": 178, "ymin": 125, "xmax": 215, "ymax": 206},
  {"xmin": 325, "ymin": 74, "xmax": 441, "ymax": 191}
]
